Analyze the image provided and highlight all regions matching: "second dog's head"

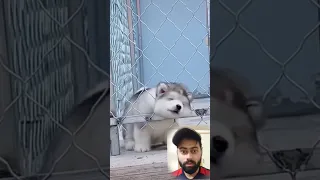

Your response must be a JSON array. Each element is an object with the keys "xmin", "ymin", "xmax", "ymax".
[
  {"xmin": 153, "ymin": 82, "xmax": 194, "ymax": 119},
  {"xmin": 210, "ymin": 68, "xmax": 266, "ymax": 177}
]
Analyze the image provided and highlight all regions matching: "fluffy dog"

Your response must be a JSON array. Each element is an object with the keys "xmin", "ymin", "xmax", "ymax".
[
  {"xmin": 120, "ymin": 82, "xmax": 195, "ymax": 152},
  {"xmin": 210, "ymin": 68, "xmax": 278, "ymax": 178}
]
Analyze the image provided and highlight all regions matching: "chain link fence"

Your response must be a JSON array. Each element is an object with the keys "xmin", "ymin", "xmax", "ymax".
[
  {"xmin": 211, "ymin": 0, "xmax": 320, "ymax": 179},
  {"xmin": 0, "ymin": 0, "xmax": 110, "ymax": 179},
  {"xmin": 110, "ymin": 0, "xmax": 211, "ymax": 156}
]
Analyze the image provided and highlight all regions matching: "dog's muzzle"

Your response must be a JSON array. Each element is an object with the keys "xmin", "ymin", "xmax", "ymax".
[
  {"xmin": 169, "ymin": 104, "xmax": 182, "ymax": 114},
  {"xmin": 211, "ymin": 136, "xmax": 229, "ymax": 164}
]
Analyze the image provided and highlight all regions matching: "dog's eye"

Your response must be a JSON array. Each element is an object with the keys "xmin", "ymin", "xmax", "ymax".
[{"xmin": 168, "ymin": 98, "xmax": 174, "ymax": 101}]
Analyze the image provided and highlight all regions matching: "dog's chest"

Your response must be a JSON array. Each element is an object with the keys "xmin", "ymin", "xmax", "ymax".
[{"xmin": 146, "ymin": 119, "xmax": 177, "ymax": 138}]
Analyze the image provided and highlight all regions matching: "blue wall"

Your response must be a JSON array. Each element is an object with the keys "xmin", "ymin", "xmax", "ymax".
[{"xmin": 139, "ymin": 0, "xmax": 210, "ymax": 95}]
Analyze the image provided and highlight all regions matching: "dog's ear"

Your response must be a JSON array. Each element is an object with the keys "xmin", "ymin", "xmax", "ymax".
[
  {"xmin": 156, "ymin": 82, "xmax": 168, "ymax": 97},
  {"xmin": 246, "ymin": 98, "xmax": 266, "ymax": 130},
  {"xmin": 187, "ymin": 92, "xmax": 193, "ymax": 102},
  {"xmin": 223, "ymin": 89, "xmax": 235, "ymax": 105}
]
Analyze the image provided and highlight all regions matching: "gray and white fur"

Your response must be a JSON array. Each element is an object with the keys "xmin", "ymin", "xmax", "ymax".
[
  {"xmin": 120, "ymin": 82, "xmax": 194, "ymax": 152},
  {"xmin": 210, "ymin": 68, "xmax": 277, "ymax": 179}
]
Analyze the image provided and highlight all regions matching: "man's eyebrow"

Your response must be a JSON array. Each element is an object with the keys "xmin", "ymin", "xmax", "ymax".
[{"xmin": 178, "ymin": 146, "xmax": 199, "ymax": 150}]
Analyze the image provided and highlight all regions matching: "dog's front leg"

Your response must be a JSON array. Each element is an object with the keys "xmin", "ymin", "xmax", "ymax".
[
  {"xmin": 133, "ymin": 123, "xmax": 151, "ymax": 152},
  {"xmin": 123, "ymin": 123, "xmax": 135, "ymax": 150}
]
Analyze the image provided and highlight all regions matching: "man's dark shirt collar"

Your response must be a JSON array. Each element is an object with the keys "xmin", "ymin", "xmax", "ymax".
[{"xmin": 171, "ymin": 166, "xmax": 210, "ymax": 179}]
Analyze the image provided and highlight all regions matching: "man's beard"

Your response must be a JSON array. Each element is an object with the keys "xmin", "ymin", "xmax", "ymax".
[{"xmin": 178, "ymin": 158, "xmax": 202, "ymax": 175}]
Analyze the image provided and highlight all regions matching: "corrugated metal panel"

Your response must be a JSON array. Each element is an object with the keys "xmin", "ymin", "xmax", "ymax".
[
  {"xmin": 130, "ymin": 0, "xmax": 143, "ymax": 90},
  {"xmin": 110, "ymin": 0, "xmax": 135, "ymax": 116},
  {"xmin": 4, "ymin": 0, "xmax": 74, "ymax": 175},
  {"xmin": 0, "ymin": 0, "xmax": 109, "ymax": 178}
]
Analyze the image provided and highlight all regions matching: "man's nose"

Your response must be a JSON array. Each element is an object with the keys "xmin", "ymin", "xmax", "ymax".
[{"xmin": 186, "ymin": 153, "xmax": 193, "ymax": 159}]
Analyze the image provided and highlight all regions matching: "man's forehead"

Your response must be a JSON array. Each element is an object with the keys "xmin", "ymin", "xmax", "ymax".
[{"xmin": 178, "ymin": 139, "xmax": 200, "ymax": 149}]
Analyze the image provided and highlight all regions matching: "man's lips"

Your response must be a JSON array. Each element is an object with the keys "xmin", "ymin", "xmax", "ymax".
[{"xmin": 185, "ymin": 162, "xmax": 195, "ymax": 167}]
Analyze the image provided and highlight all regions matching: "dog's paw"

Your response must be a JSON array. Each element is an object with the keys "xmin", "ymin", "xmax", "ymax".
[
  {"xmin": 125, "ymin": 140, "xmax": 135, "ymax": 151},
  {"xmin": 120, "ymin": 139, "xmax": 125, "ymax": 148},
  {"xmin": 134, "ymin": 143, "xmax": 151, "ymax": 152}
]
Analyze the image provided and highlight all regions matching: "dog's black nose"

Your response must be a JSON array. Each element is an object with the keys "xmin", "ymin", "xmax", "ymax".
[
  {"xmin": 212, "ymin": 136, "xmax": 229, "ymax": 153},
  {"xmin": 176, "ymin": 104, "xmax": 181, "ymax": 110},
  {"xmin": 211, "ymin": 136, "xmax": 229, "ymax": 164}
]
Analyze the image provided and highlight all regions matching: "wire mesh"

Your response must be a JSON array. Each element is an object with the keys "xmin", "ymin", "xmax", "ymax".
[
  {"xmin": 211, "ymin": 0, "xmax": 320, "ymax": 179},
  {"xmin": 110, "ymin": 0, "xmax": 211, "ymax": 156},
  {"xmin": 2, "ymin": 0, "xmax": 319, "ymax": 179}
]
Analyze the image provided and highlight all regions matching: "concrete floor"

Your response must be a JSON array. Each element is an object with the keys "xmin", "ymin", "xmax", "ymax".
[
  {"xmin": 110, "ymin": 146, "xmax": 168, "ymax": 169},
  {"xmin": 110, "ymin": 146, "xmax": 174, "ymax": 179}
]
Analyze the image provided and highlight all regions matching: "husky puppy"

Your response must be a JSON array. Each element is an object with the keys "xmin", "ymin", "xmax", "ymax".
[
  {"xmin": 210, "ymin": 68, "xmax": 278, "ymax": 178},
  {"xmin": 120, "ymin": 82, "xmax": 194, "ymax": 152}
]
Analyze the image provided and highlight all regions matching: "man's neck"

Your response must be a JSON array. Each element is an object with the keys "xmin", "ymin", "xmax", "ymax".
[{"xmin": 184, "ymin": 167, "xmax": 200, "ymax": 179}]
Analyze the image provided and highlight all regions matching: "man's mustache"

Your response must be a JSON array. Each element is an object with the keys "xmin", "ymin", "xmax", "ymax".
[{"xmin": 183, "ymin": 160, "xmax": 196, "ymax": 166}]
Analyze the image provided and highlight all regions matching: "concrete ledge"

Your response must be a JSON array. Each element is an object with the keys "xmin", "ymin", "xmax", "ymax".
[
  {"xmin": 258, "ymin": 114, "xmax": 320, "ymax": 151},
  {"xmin": 223, "ymin": 169, "xmax": 320, "ymax": 180}
]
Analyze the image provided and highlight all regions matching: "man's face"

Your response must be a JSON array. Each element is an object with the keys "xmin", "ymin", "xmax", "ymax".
[{"xmin": 177, "ymin": 139, "xmax": 202, "ymax": 174}]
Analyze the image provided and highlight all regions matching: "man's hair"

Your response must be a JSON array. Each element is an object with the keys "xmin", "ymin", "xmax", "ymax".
[{"xmin": 172, "ymin": 127, "xmax": 202, "ymax": 149}]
